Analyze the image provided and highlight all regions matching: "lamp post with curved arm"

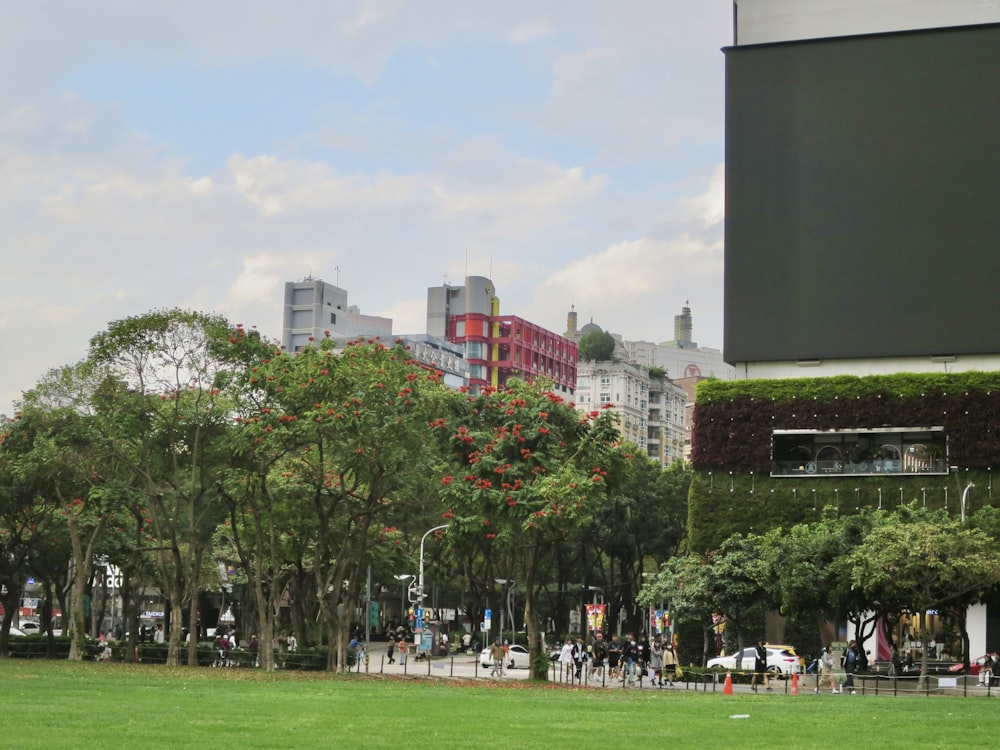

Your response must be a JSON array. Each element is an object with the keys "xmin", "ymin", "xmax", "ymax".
[{"xmin": 417, "ymin": 525, "xmax": 449, "ymax": 654}]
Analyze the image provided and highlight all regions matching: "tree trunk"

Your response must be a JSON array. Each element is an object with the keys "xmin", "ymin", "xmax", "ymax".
[
  {"xmin": 524, "ymin": 555, "xmax": 549, "ymax": 681},
  {"xmin": 66, "ymin": 516, "xmax": 94, "ymax": 661},
  {"xmin": 916, "ymin": 612, "xmax": 930, "ymax": 691}
]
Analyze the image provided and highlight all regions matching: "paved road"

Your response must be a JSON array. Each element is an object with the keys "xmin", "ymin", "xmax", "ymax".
[{"xmin": 354, "ymin": 653, "xmax": 999, "ymax": 698}]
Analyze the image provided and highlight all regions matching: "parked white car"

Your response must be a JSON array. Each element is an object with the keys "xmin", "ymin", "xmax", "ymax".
[
  {"xmin": 480, "ymin": 643, "xmax": 532, "ymax": 670},
  {"xmin": 707, "ymin": 645, "xmax": 805, "ymax": 676}
]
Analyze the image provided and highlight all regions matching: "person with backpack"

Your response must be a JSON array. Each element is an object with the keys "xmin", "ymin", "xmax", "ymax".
[{"xmin": 622, "ymin": 637, "xmax": 640, "ymax": 686}]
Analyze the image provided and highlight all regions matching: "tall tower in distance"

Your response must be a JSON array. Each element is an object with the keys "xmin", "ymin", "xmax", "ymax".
[{"xmin": 671, "ymin": 303, "xmax": 695, "ymax": 350}]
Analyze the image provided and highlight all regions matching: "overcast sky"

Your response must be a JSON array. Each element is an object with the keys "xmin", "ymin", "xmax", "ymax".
[{"xmin": 0, "ymin": 1, "xmax": 732, "ymax": 415}]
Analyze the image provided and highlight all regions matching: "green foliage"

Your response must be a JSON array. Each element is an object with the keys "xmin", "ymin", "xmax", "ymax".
[
  {"xmin": 656, "ymin": 505, "xmax": 1000, "ymax": 670},
  {"xmin": 437, "ymin": 380, "xmax": 622, "ymax": 553},
  {"xmin": 226, "ymin": 333, "xmax": 451, "ymax": 669},
  {"xmin": 435, "ymin": 379, "xmax": 627, "ymax": 677},
  {"xmin": 577, "ymin": 330, "xmax": 617, "ymax": 362},
  {"xmin": 848, "ymin": 517, "xmax": 1000, "ymax": 615},
  {"xmin": 693, "ymin": 371, "xmax": 1000, "ymax": 472},
  {"xmin": 687, "ymin": 468, "xmax": 998, "ymax": 553}
]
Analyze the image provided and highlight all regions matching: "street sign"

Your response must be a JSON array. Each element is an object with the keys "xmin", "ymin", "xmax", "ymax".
[{"xmin": 415, "ymin": 607, "xmax": 424, "ymax": 630}]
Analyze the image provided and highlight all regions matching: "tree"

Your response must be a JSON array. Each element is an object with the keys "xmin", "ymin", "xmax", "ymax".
[
  {"xmin": 436, "ymin": 380, "xmax": 624, "ymax": 679},
  {"xmin": 577, "ymin": 330, "xmax": 616, "ymax": 362},
  {"xmin": 591, "ymin": 458, "xmax": 689, "ymax": 634},
  {"xmin": 703, "ymin": 534, "xmax": 777, "ymax": 647},
  {"xmin": 229, "ymin": 334, "xmax": 448, "ymax": 671},
  {"xmin": 2, "ymin": 403, "xmax": 106, "ymax": 660},
  {"xmin": 0, "ymin": 415, "xmax": 64, "ymax": 657},
  {"xmin": 764, "ymin": 508, "xmax": 875, "ymax": 650},
  {"xmin": 640, "ymin": 554, "xmax": 720, "ymax": 665},
  {"xmin": 88, "ymin": 309, "xmax": 239, "ymax": 666},
  {"xmin": 848, "ymin": 516, "xmax": 1000, "ymax": 689}
]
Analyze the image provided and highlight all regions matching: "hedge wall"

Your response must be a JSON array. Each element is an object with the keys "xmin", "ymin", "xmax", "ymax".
[{"xmin": 688, "ymin": 372, "xmax": 1000, "ymax": 551}]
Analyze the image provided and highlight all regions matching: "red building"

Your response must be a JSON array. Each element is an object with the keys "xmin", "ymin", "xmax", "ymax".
[
  {"xmin": 426, "ymin": 276, "xmax": 577, "ymax": 395},
  {"xmin": 447, "ymin": 313, "xmax": 577, "ymax": 394}
]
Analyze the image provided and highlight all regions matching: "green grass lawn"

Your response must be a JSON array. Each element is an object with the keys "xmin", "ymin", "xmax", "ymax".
[{"xmin": 1, "ymin": 660, "xmax": 995, "ymax": 749}]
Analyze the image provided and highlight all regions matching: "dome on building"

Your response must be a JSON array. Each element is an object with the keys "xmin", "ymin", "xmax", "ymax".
[{"xmin": 580, "ymin": 321, "xmax": 603, "ymax": 335}]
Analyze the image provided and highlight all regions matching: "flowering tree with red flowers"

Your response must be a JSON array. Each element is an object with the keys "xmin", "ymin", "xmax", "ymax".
[
  {"xmin": 436, "ymin": 380, "xmax": 625, "ymax": 679},
  {"xmin": 227, "ymin": 333, "xmax": 449, "ymax": 671}
]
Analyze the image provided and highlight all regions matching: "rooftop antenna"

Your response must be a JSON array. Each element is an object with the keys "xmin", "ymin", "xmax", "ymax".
[{"xmin": 334, "ymin": 265, "xmax": 341, "ymax": 286}]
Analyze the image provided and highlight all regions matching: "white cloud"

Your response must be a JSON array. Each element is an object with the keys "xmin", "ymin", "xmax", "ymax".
[
  {"xmin": 375, "ymin": 296, "xmax": 427, "ymax": 336},
  {"xmin": 682, "ymin": 164, "xmax": 725, "ymax": 227},
  {"xmin": 0, "ymin": 2, "xmax": 733, "ymax": 415},
  {"xmin": 217, "ymin": 253, "xmax": 290, "ymax": 323},
  {"xmin": 509, "ymin": 21, "xmax": 552, "ymax": 45}
]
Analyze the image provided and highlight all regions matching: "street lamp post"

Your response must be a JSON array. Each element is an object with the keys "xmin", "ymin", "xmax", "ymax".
[
  {"xmin": 393, "ymin": 574, "xmax": 413, "ymax": 624},
  {"xmin": 417, "ymin": 525, "xmax": 449, "ymax": 654},
  {"xmin": 961, "ymin": 481, "xmax": 975, "ymax": 523}
]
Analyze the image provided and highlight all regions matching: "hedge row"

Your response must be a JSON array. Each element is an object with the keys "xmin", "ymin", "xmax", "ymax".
[{"xmin": 4, "ymin": 637, "xmax": 352, "ymax": 670}]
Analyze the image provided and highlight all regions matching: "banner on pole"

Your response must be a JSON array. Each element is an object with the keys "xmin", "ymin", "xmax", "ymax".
[{"xmin": 586, "ymin": 603, "xmax": 607, "ymax": 632}]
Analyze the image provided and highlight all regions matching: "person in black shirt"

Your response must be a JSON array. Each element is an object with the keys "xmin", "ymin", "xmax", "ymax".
[
  {"xmin": 750, "ymin": 641, "xmax": 772, "ymax": 692},
  {"xmin": 608, "ymin": 633, "xmax": 623, "ymax": 681}
]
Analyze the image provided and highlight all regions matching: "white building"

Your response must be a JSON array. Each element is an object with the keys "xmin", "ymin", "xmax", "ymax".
[
  {"xmin": 620, "ymin": 305, "xmax": 734, "ymax": 382},
  {"xmin": 575, "ymin": 359, "xmax": 687, "ymax": 468},
  {"xmin": 282, "ymin": 277, "xmax": 393, "ymax": 352}
]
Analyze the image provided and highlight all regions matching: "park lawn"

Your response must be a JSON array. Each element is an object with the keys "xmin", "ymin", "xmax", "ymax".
[{"xmin": 1, "ymin": 660, "xmax": 995, "ymax": 749}]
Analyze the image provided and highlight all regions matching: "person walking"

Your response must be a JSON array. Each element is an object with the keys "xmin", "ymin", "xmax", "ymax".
[
  {"xmin": 649, "ymin": 637, "xmax": 664, "ymax": 687},
  {"xmin": 750, "ymin": 641, "xmax": 772, "ymax": 692},
  {"xmin": 888, "ymin": 643, "xmax": 901, "ymax": 680},
  {"xmin": 622, "ymin": 637, "xmax": 639, "ymax": 686},
  {"xmin": 590, "ymin": 632, "xmax": 608, "ymax": 683},
  {"xmin": 398, "ymin": 635, "xmax": 409, "ymax": 667},
  {"xmin": 842, "ymin": 640, "xmax": 858, "ymax": 694},
  {"xmin": 573, "ymin": 637, "xmax": 587, "ymax": 680},
  {"xmin": 662, "ymin": 639, "xmax": 678, "ymax": 687},
  {"xmin": 490, "ymin": 637, "xmax": 506, "ymax": 678},
  {"xmin": 386, "ymin": 634, "xmax": 396, "ymax": 664},
  {"xmin": 817, "ymin": 645, "xmax": 836, "ymax": 693},
  {"xmin": 558, "ymin": 639, "xmax": 575, "ymax": 682},
  {"xmin": 608, "ymin": 633, "xmax": 623, "ymax": 681}
]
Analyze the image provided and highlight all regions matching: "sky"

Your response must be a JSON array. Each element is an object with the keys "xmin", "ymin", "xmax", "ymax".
[{"xmin": 0, "ymin": 1, "xmax": 733, "ymax": 416}]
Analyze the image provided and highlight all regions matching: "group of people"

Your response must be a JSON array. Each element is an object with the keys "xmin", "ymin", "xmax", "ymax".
[
  {"xmin": 814, "ymin": 640, "xmax": 865, "ymax": 694},
  {"xmin": 385, "ymin": 632, "xmax": 410, "ymax": 666},
  {"xmin": 558, "ymin": 632, "xmax": 678, "ymax": 687}
]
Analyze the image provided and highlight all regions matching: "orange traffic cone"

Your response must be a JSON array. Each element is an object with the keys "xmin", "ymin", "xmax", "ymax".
[
  {"xmin": 790, "ymin": 672, "xmax": 799, "ymax": 695},
  {"xmin": 723, "ymin": 670, "xmax": 734, "ymax": 695}
]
